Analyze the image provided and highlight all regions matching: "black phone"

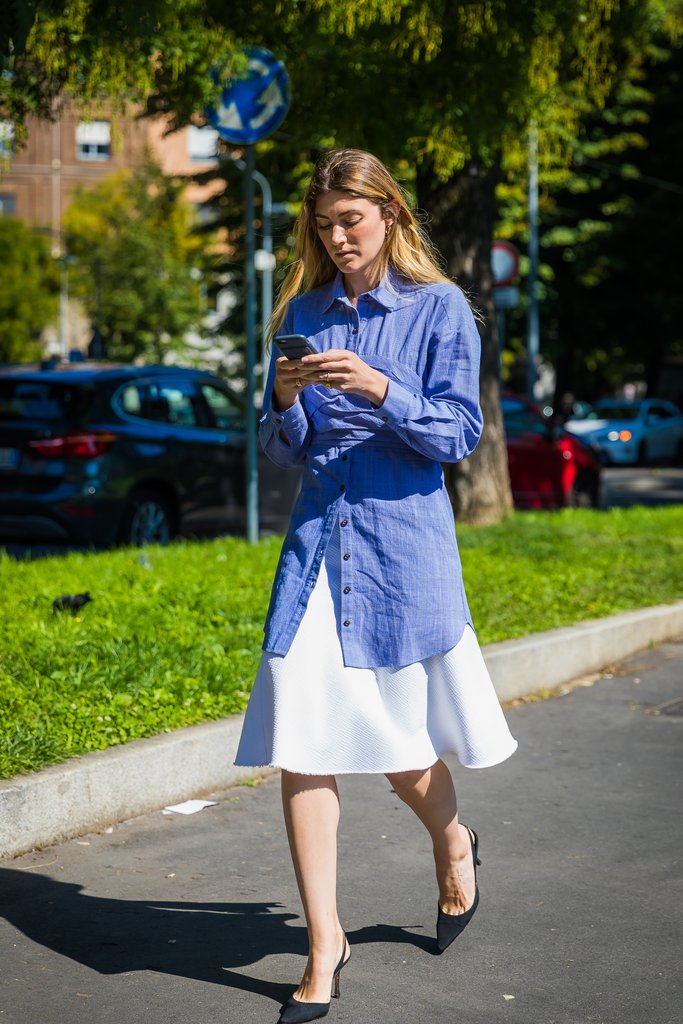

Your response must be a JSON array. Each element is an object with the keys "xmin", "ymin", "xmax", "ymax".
[{"xmin": 275, "ymin": 334, "xmax": 318, "ymax": 360}]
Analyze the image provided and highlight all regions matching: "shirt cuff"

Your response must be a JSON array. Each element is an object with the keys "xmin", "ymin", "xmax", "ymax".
[
  {"xmin": 376, "ymin": 378, "xmax": 415, "ymax": 426},
  {"xmin": 264, "ymin": 397, "xmax": 309, "ymax": 446}
]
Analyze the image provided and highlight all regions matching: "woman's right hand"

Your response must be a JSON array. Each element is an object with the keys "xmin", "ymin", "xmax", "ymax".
[{"xmin": 272, "ymin": 356, "xmax": 318, "ymax": 411}]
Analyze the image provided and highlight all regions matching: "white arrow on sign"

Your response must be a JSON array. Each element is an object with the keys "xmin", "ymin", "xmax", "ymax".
[
  {"xmin": 250, "ymin": 78, "xmax": 285, "ymax": 131},
  {"xmin": 216, "ymin": 99, "xmax": 244, "ymax": 132}
]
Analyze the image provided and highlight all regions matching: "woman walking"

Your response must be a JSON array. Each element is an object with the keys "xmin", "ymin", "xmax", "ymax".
[{"xmin": 235, "ymin": 149, "xmax": 517, "ymax": 1023}]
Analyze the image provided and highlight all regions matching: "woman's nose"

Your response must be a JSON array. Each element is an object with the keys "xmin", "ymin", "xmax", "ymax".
[{"xmin": 330, "ymin": 225, "xmax": 346, "ymax": 245}]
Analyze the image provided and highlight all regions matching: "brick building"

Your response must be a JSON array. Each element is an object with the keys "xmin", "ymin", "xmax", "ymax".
[{"xmin": 0, "ymin": 103, "xmax": 223, "ymax": 251}]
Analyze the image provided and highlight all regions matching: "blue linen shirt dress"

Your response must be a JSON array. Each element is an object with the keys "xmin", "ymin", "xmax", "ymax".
[{"xmin": 234, "ymin": 270, "xmax": 517, "ymax": 774}]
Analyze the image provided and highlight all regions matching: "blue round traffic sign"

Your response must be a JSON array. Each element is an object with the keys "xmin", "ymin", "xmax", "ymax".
[{"xmin": 206, "ymin": 47, "xmax": 290, "ymax": 144}]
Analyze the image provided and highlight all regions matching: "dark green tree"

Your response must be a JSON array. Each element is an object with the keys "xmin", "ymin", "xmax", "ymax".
[
  {"xmin": 496, "ymin": 40, "xmax": 683, "ymax": 405},
  {"xmin": 0, "ymin": 218, "xmax": 58, "ymax": 362},
  {"xmin": 63, "ymin": 160, "xmax": 210, "ymax": 361}
]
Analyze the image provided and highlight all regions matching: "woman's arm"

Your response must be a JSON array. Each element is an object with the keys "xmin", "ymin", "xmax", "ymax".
[
  {"xmin": 376, "ymin": 290, "xmax": 483, "ymax": 463},
  {"xmin": 259, "ymin": 304, "xmax": 313, "ymax": 467},
  {"xmin": 259, "ymin": 348, "xmax": 312, "ymax": 468}
]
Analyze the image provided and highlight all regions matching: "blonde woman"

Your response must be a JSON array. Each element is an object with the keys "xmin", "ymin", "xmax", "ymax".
[{"xmin": 235, "ymin": 149, "xmax": 517, "ymax": 1024}]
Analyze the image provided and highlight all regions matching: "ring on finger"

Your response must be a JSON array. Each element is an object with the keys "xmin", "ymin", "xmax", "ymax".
[{"xmin": 295, "ymin": 378, "xmax": 303, "ymax": 389}]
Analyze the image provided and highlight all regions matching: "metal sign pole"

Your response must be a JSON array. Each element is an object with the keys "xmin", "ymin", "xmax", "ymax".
[
  {"xmin": 244, "ymin": 144, "xmax": 259, "ymax": 544},
  {"xmin": 527, "ymin": 122, "xmax": 540, "ymax": 402},
  {"xmin": 205, "ymin": 46, "xmax": 289, "ymax": 544}
]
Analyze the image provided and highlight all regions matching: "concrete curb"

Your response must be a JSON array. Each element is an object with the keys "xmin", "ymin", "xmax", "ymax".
[
  {"xmin": 2, "ymin": 599, "xmax": 683, "ymax": 860},
  {"xmin": 483, "ymin": 599, "xmax": 683, "ymax": 701}
]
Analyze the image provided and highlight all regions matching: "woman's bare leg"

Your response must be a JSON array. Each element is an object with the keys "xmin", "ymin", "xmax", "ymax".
[
  {"xmin": 281, "ymin": 770, "xmax": 347, "ymax": 1002},
  {"xmin": 386, "ymin": 759, "xmax": 476, "ymax": 914}
]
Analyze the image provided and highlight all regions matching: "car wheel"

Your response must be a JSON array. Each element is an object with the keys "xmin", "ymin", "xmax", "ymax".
[
  {"xmin": 119, "ymin": 488, "xmax": 175, "ymax": 546},
  {"xmin": 637, "ymin": 440, "xmax": 648, "ymax": 467},
  {"xmin": 569, "ymin": 471, "xmax": 599, "ymax": 508}
]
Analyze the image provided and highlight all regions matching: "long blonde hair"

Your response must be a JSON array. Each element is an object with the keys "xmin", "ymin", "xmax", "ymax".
[{"xmin": 268, "ymin": 149, "xmax": 451, "ymax": 340}]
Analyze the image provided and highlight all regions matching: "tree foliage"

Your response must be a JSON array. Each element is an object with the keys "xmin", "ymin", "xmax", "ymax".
[
  {"xmin": 4, "ymin": 1, "xmax": 683, "ymax": 521},
  {"xmin": 63, "ymin": 159, "xmax": 210, "ymax": 361},
  {"xmin": 0, "ymin": 1, "xmax": 236, "ymax": 145},
  {"xmin": 0, "ymin": 219, "xmax": 58, "ymax": 363}
]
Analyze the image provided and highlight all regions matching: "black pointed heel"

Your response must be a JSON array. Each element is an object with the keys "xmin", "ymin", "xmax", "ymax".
[
  {"xmin": 436, "ymin": 826, "xmax": 481, "ymax": 954},
  {"xmin": 278, "ymin": 934, "xmax": 351, "ymax": 1024}
]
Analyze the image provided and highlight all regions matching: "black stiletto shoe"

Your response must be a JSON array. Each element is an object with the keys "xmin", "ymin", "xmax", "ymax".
[
  {"xmin": 436, "ymin": 826, "xmax": 481, "ymax": 954},
  {"xmin": 278, "ymin": 934, "xmax": 351, "ymax": 1024}
]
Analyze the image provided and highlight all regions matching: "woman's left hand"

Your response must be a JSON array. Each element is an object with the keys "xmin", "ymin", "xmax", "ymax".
[{"xmin": 300, "ymin": 349, "xmax": 389, "ymax": 407}]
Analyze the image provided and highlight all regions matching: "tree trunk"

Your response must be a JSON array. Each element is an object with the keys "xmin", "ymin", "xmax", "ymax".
[{"xmin": 417, "ymin": 157, "xmax": 513, "ymax": 526}]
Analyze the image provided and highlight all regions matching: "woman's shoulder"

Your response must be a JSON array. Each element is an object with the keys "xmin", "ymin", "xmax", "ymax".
[{"xmin": 397, "ymin": 276, "xmax": 473, "ymax": 319}]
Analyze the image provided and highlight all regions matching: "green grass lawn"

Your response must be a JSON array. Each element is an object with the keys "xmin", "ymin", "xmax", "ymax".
[{"xmin": 1, "ymin": 505, "xmax": 682, "ymax": 779}]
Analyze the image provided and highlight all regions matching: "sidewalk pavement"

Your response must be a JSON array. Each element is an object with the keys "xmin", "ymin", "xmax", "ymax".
[{"xmin": 1, "ymin": 641, "xmax": 681, "ymax": 1024}]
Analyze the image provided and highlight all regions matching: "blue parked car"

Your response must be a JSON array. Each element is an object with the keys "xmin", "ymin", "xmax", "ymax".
[
  {"xmin": 564, "ymin": 398, "xmax": 683, "ymax": 466},
  {"xmin": 0, "ymin": 362, "xmax": 300, "ymax": 546}
]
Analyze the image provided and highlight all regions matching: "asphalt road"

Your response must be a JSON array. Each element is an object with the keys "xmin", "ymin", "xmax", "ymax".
[
  {"xmin": 1, "ymin": 640, "xmax": 681, "ymax": 1024},
  {"xmin": 602, "ymin": 466, "xmax": 683, "ymax": 507}
]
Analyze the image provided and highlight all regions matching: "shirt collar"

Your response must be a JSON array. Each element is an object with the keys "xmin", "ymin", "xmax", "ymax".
[{"xmin": 321, "ymin": 267, "xmax": 416, "ymax": 312}]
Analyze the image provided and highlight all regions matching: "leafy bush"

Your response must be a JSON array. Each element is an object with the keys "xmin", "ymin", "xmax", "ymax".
[{"xmin": 1, "ymin": 507, "xmax": 681, "ymax": 778}]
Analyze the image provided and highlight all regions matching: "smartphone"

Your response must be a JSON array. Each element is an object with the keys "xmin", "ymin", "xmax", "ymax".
[{"xmin": 275, "ymin": 334, "xmax": 318, "ymax": 360}]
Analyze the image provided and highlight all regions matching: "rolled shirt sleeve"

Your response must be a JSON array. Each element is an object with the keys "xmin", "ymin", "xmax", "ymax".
[{"xmin": 377, "ymin": 290, "xmax": 483, "ymax": 463}]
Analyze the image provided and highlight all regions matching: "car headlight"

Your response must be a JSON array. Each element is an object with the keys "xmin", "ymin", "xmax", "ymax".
[{"xmin": 606, "ymin": 430, "xmax": 632, "ymax": 442}]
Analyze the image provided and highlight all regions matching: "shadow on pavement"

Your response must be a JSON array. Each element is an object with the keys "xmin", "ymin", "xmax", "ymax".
[{"xmin": 0, "ymin": 868, "xmax": 433, "ymax": 1006}]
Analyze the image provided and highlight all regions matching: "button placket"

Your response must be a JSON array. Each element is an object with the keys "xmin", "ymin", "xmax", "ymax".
[
  {"xmin": 349, "ymin": 307, "xmax": 360, "ymax": 347},
  {"xmin": 338, "ymin": 498, "xmax": 352, "ymax": 632}
]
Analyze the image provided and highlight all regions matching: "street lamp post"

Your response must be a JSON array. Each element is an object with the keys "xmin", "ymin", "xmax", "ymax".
[
  {"xmin": 243, "ymin": 145, "xmax": 259, "ymax": 546},
  {"xmin": 59, "ymin": 257, "xmax": 69, "ymax": 359}
]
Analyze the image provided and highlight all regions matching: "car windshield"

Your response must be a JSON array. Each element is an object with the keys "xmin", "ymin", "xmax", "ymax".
[
  {"xmin": 0, "ymin": 379, "xmax": 92, "ymax": 422},
  {"xmin": 592, "ymin": 404, "xmax": 641, "ymax": 421}
]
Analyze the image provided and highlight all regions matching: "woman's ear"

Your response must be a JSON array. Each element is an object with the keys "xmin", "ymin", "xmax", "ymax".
[{"xmin": 383, "ymin": 202, "xmax": 400, "ymax": 230}]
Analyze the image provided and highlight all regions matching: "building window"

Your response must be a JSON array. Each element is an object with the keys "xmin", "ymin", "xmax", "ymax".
[
  {"xmin": 0, "ymin": 193, "xmax": 16, "ymax": 216},
  {"xmin": 187, "ymin": 125, "xmax": 219, "ymax": 162},
  {"xmin": 0, "ymin": 120, "xmax": 15, "ymax": 158},
  {"xmin": 76, "ymin": 120, "xmax": 111, "ymax": 161}
]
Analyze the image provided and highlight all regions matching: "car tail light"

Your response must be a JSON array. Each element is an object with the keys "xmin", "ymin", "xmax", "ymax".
[{"xmin": 28, "ymin": 431, "xmax": 118, "ymax": 458}]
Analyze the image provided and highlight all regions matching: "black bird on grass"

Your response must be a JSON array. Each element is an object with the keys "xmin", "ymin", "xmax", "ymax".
[{"xmin": 52, "ymin": 592, "xmax": 92, "ymax": 614}]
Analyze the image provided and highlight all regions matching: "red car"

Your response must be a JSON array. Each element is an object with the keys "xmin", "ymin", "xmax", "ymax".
[{"xmin": 502, "ymin": 393, "xmax": 602, "ymax": 508}]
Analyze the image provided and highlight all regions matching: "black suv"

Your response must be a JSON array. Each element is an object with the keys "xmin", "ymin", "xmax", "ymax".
[{"xmin": 0, "ymin": 362, "xmax": 300, "ymax": 546}]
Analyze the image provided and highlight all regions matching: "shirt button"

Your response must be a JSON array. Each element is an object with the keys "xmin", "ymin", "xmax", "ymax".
[
  {"xmin": 339, "ymin": 484, "xmax": 345, "ymax": 492},
  {"xmin": 343, "ymin": 619, "xmax": 351, "ymax": 627},
  {"xmin": 352, "ymin": 327, "xmax": 358, "ymax": 334},
  {"xmin": 343, "ymin": 586, "xmax": 351, "ymax": 594},
  {"xmin": 381, "ymin": 416, "xmax": 388, "ymax": 422},
  {"xmin": 340, "ymin": 518, "xmax": 349, "ymax": 526},
  {"xmin": 341, "ymin": 453, "xmax": 348, "ymax": 461},
  {"xmin": 343, "ymin": 552, "xmax": 351, "ymax": 560},
  {"xmin": 275, "ymin": 418, "xmax": 283, "ymax": 425}
]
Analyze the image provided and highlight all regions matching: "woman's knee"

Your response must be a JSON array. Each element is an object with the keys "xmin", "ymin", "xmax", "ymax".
[{"xmin": 385, "ymin": 767, "xmax": 429, "ymax": 800}]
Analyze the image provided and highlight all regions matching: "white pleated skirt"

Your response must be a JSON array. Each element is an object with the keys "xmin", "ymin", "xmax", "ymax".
[{"xmin": 235, "ymin": 528, "xmax": 518, "ymax": 775}]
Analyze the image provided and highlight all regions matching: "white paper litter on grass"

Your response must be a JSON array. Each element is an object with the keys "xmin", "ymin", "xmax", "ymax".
[{"xmin": 163, "ymin": 799, "xmax": 218, "ymax": 815}]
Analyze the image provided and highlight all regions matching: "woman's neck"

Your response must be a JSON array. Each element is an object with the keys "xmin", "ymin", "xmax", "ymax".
[{"xmin": 343, "ymin": 263, "xmax": 383, "ymax": 306}]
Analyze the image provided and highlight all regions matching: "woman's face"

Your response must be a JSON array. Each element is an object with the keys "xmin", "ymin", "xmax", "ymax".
[{"xmin": 314, "ymin": 190, "xmax": 393, "ymax": 284}]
